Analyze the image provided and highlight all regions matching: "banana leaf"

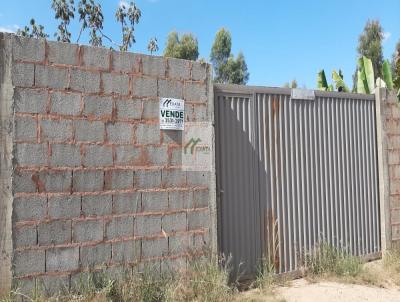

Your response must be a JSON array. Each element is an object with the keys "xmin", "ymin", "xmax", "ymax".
[
  {"xmin": 357, "ymin": 69, "xmax": 366, "ymax": 94},
  {"xmin": 317, "ymin": 69, "xmax": 328, "ymax": 91},
  {"xmin": 357, "ymin": 56, "xmax": 375, "ymax": 94},
  {"xmin": 332, "ymin": 70, "xmax": 349, "ymax": 92},
  {"xmin": 382, "ymin": 60, "xmax": 394, "ymax": 90}
]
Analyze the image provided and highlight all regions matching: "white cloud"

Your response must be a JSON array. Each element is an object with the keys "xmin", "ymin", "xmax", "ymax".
[
  {"xmin": 0, "ymin": 24, "xmax": 19, "ymax": 33},
  {"xmin": 384, "ymin": 31, "xmax": 392, "ymax": 42}
]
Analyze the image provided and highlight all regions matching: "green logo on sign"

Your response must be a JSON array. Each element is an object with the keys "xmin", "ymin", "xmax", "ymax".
[{"xmin": 184, "ymin": 138, "xmax": 201, "ymax": 154}]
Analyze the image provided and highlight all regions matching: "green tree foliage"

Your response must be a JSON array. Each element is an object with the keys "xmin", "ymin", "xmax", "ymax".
[
  {"xmin": 17, "ymin": 19, "xmax": 49, "ymax": 38},
  {"xmin": 18, "ymin": 0, "xmax": 145, "ymax": 51},
  {"xmin": 393, "ymin": 40, "xmax": 400, "ymax": 88},
  {"xmin": 356, "ymin": 20, "xmax": 384, "ymax": 80},
  {"xmin": 283, "ymin": 79, "xmax": 298, "ymax": 88},
  {"xmin": 52, "ymin": 0, "xmax": 75, "ymax": 42},
  {"xmin": 210, "ymin": 28, "xmax": 249, "ymax": 85},
  {"xmin": 163, "ymin": 32, "xmax": 199, "ymax": 61},
  {"xmin": 147, "ymin": 37, "xmax": 159, "ymax": 55},
  {"xmin": 115, "ymin": 1, "xmax": 141, "ymax": 51}
]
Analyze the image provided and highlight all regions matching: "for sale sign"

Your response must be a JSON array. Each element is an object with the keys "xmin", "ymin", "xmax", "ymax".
[{"xmin": 159, "ymin": 98, "xmax": 184, "ymax": 130}]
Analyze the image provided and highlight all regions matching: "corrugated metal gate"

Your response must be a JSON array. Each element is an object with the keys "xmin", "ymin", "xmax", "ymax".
[{"xmin": 214, "ymin": 84, "xmax": 381, "ymax": 278}]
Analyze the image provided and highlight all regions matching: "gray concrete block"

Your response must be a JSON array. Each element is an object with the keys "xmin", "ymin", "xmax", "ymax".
[
  {"xmin": 12, "ymin": 35, "xmax": 45, "ymax": 62},
  {"xmin": 102, "ymin": 73, "xmax": 129, "ymax": 95},
  {"xmin": 170, "ymin": 147, "xmax": 182, "ymax": 166},
  {"xmin": 186, "ymin": 171, "xmax": 210, "ymax": 187},
  {"xmin": 13, "ymin": 196, "xmax": 46, "ymax": 222},
  {"xmin": 13, "ymin": 170, "xmax": 37, "ymax": 193},
  {"xmin": 46, "ymin": 247, "xmax": 79, "ymax": 272},
  {"xmin": 104, "ymin": 169, "xmax": 133, "ymax": 190},
  {"xmin": 80, "ymin": 243, "xmax": 111, "ymax": 267},
  {"xmin": 113, "ymin": 192, "xmax": 141, "ymax": 214},
  {"xmin": 38, "ymin": 170, "xmax": 72, "ymax": 192},
  {"xmin": 115, "ymin": 145, "xmax": 142, "ymax": 165},
  {"xmin": 193, "ymin": 104, "xmax": 208, "ymax": 122},
  {"xmin": 15, "ymin": 116, "xmax": 37, "ymax": 141},
  {"xmin": 161, "ymin": 257, "xmax": 187, "ymax": 274},
  {"xmin": 12, "ymin": 277, "xmax": 36, "ymax": 298},
  {"xmin": 106, "ymin": 122, "xmax": 133, "ymax": 144},
  {"xmin": 15, "ymin": 143, "xmax": 47, "ymax": 166},
  {"xmin": 157, "ymin": 79, "xmax": 183, "ymax": 99},
  {"xmin": 162, "ymin": 169, "xmax": 186, "ymax": 187},
  {"xmin": 36, "ymin": 275, "xmax": 70, "ymax": 297},
  {"xmin": 142, "ymin": 55, "xmax": 165, "ymax": 78},
  {"xmin": 135, "ymin": 215, "xmax": 161, "ymax": 236},
  {"xmin": 73, "ymin": 219, "xmax": 103, "ymax": 242},
  {"xmin": 191, "ymin": 62, "xmax": 208, "ymax": 81},
  {"xmin": 38, "ymin": 220, "xmax": 71, "ymax": 245},
  {"xmin": 162, "ymin": 212, "xmax": 186, "ymax": 233},
  {"xmin": 70, "ymin": 68, "xmax": 100, "ymax": 93},
  {"xmin": 82, "ymin": 194, "xmax": 112, "ymax": 216},
  {"xmin": 168, "ymin": 191, "xmax": 193, "ymax": 210},
  {"xmin": 141, "ymin": 191, "xmax": 168, "ymax": 212},
  {"xmin": 169, "ymin": 235, "xmax": 190, "ymax": 254},
  {"xmin": 193, "ymin": 189, "xmax": 209, "ymax": 208},
  {"xmin": 167, "ymin": 58, "xmax": 190, "ymax": 80},
  {"xmin": 184, "ymin": 103, "xmax": 194, "ymax": 122},
  {"xmin": 187, "ymin": 209, "xmax": 209, "ymax": 230},
  {"xmin": 162, "ymin": 130, "xmax": 182, "ymax": 144},
  {"xmin": 184, "ymin": 82, "xmax": 207, "ymax": 103},
  {"xmin": 34, "ymin": 65, "xmax": 68, "ymax": 89},
  {"xmin": 74, "ymin": 120, "xmax": 104, "ymax": 142},
  {"xmin": 134, "ymin": 170, "xmax": 162, "ymax": 189},
  {"xmin": 116, "ymin": 99, "xmax": 142, "ymax": 120},
  {"xmin": 192, "ymin": 232, "xmax": 209, "ymax": 249},
  {"xmin": 48, "ymin": 195, "xmax": 81, "ymax": 219},
  {"xmin": 132, "ymin": 77, "xmax": 157, "ymax": 97},
  {"xmin": 50, "ymin": 91, "xmax": 81, "ymax": 116},
  {"xmin": 72, "ymin": 170, "xmax": 104, "ymax": 192},
  {"xmin": 83, "ymin": 145, "xmax": 113, "ymax": 167},
  {"xmin": 112, "ymin": 240, "xmax": 140, "ymax": 262},
  {"xmin": 12, "ymin": 63, "xmax": 34, "ymax": 86},
  {"xmin": 14, "ymin": 88, "xmax": 48, "ymax": 113},
  {"xmin": 13, "ymin": 225, "xmax": 37, "ymax": 248},
  {"xmin": 141, "ymin": 238, "xmax": 167, "ymax": 258},
  {"xmin": 146, "ymin": 146, "xmax": 168, "ymax": 166},
  {"xmin": 112, "ymin": 51, "xmax": 140, "ymax": 73},
  {"xmin": 82, "ymin": 45, "xmax": 110, "ymax": 70},
  {"xmin": 48, "ymin": 40, "xmax": 79, "ymax": 65},
  {"xmin": 13, "ymin": 250, "xmax": 45, "ymax": 276},
  {"xmin": 41, "ymin": 119, "xmax": 73, "ymax": 142},
  {"xmin": 142, "ymin": 100, "xmax": 158, "ymax": 120},
  {"xmin": 135, "ymin": 124, "xmax": 160, "ymax": 144},
  {"xmin": 105, "ymin": 216, "xmax": 134, "ymax": 239},
  {"xmin": 83, "ymin": 95, "xmax": 113, "ymax": 118},
  {"xmin": 50, "ymin": 144, "xmax": 81, "ymax": 167}
]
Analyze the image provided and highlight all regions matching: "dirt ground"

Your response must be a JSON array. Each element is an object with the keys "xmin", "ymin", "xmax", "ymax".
[
  {"xmin": 237, "ymin": 260, "xmax": 400, "ymax": 302},
  {"xmin": 238, "ymin": 278, "xmax": 400, "ymax": 302}
]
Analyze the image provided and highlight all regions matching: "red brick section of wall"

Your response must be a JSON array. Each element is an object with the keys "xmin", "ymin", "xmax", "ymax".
[
  {"xmin": 383, "ymin": 90, "xmax": 400, "ymax": 247},
  {"xmin": 8, "ymin": 34, "xmax": 213, "ymax": 295}
]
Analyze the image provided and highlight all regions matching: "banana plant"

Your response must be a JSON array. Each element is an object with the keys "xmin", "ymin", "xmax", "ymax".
[
  {"xmin": 382, "ymin": 60, "xmax": 394, "ymax": 90},
  {"xmin": 357, "ymin": 56, "xmax": 375, "ymax": 94},
  {"xmin": 317, "ymin": 69, "xmax": 347, "ymax": 92},
  {"xmin": 332, "ymin": 69, "xmax": 350, "ymax": 92},
  {"xmin": 317, "ymin": 70, "xmax": 334, "ymax": 91}
]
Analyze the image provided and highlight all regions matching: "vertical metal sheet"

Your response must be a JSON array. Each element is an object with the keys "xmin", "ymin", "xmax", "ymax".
[{"xmin": 215, "ymin": 86, "xmax": 381, "ymax": 278}]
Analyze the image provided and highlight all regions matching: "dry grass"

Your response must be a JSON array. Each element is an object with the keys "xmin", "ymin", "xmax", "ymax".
[{"xmin": 0, "ymin": 256, "xmax": 237, "ymax": 302}]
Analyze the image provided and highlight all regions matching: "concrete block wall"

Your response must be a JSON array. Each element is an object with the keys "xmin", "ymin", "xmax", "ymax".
[
  {"xmin": 381, "ymin": 90, "xmax": 400, "ymax": 248},
  {"xmin": 0, "ymin": 33, "xmax": 215, "ymax": 296}
]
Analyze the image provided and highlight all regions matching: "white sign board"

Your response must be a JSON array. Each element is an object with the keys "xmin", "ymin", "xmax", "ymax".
[{"xmin": 159, "ymin": 98, "xmax": 185, "ymax": 130}]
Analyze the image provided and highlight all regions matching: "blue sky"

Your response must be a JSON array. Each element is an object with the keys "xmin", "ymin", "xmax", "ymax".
[{"xmin": 1, "ymin": 0, "xmax": 399, "ymax": 88}]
